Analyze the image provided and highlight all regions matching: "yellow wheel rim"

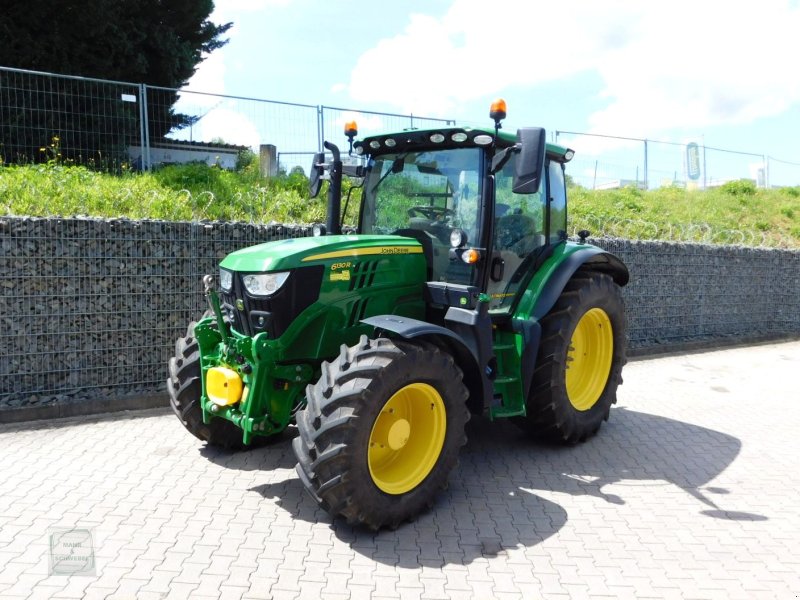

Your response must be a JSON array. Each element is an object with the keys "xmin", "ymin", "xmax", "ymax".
[
  {"xmin": 565, "ymin": 308, "xmax": 614, "ymax": 411},
  {"xmin": 368, "ymin": 383, "xmax": 447, "ymax": 495}
]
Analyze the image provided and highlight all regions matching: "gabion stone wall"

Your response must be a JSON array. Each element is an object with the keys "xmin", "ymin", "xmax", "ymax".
[
  {"xmin": 0, "ymin": 217, "xmax": 310, "ymax": 411},
  {"xmin": 1, "ymin": 216, "xmax": 798, "ymax": 412},
  {"xmin": 595, "ymin": 238, "xmax": 800, "ymax": 352}
]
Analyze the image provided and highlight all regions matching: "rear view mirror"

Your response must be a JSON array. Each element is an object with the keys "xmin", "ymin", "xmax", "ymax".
[
  {"xmin": 513, "ymin": 127, "xmax": 546, "ymax": 194},
  {"xmin": 309, "ymin": 152, "xmax": 324, "ymax": 198}
]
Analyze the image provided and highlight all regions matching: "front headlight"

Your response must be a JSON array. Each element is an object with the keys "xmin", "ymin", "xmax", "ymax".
[
  {"xmin": 219, "ymin": 268, "xmax": 233, "ymax": 291},
  {"xmin": 242, "ymin": 272, "xmax": 290, "ymax": 296}
]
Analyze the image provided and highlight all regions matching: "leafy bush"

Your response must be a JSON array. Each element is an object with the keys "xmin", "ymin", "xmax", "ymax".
[
  {"xmin": 720, "ymin": 179, "xmax": 757, "ymax": 196},
  {"xmin": 781, "ymin": 186, "xmax": 800, "ymax": 198},
  {"xmin": 235, "ymin": 149, "xmax": 258, "ymax": 173}
]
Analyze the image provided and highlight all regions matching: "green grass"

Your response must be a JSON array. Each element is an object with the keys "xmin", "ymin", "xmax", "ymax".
[
  {"xmin": 569, "ymin": 181, "xmax": 800, "ymax": 247},
  {"xmin": 0, "ymin": 162, "xmax": 326, "ymax": 224},
  {"xmin": 1, "ymin": 162, "xmax": 798, "ymax": 248}
]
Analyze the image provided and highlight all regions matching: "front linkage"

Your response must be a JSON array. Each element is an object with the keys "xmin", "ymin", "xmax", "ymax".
[{"xmin": 196, "ymin": 275, "xmax": 312, "ymax": 444}]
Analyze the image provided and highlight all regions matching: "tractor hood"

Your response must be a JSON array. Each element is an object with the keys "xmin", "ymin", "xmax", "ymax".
[{"xmin": 220, "ymin": 234, "xmax": 424, "ymax": 273}]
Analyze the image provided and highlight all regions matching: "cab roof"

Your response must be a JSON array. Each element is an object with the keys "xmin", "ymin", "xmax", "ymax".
[{"xmin": 355, "ymin": 126, "xmax": 574, "ymax": 163}]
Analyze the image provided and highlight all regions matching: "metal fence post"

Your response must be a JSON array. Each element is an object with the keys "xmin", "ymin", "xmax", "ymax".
[
  {"xmin": 643, "ymin": 139, "xmax": 649, "ymax": 189},
  {"xmin": 141, "ymin": 85, "xmax": 151, "ymax": 170},
  {"xmin": 138, "ymin": 84, "xmax": 147, "ymax": 171},
  {"xmin": 317, "ymin": 105, "xmax": 324, "ymax": 152},
  {"xmin": 702, "ymin": 139, "xmax": 707, "ymax": 190}
]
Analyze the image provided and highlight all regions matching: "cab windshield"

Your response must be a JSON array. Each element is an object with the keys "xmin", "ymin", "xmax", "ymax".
[{"xmin": 360, "ymin": 147, "xmax": 483, "ymax": 285}]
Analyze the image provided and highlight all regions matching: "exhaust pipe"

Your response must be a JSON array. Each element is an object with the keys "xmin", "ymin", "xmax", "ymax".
[{"xmin": 324, "ymin": 141, "xmax": 342, "ymax": 235}]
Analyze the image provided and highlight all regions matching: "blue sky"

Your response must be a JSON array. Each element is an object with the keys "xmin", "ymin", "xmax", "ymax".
[{"xmin": 184, "ymin": 0, "xmax": 800, "ymax": 186}]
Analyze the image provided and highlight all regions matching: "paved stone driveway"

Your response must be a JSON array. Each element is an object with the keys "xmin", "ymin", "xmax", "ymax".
[{"xmin": 1, "ymin": 340, "xmax": 799, "ymax": 600}]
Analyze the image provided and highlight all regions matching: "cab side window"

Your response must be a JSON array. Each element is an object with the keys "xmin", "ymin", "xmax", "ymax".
[
  {"xmin": 548, "ymin": 161, "xmax": 567, "ymax": 243},
  {"xmin": 487, "ymin": 158, "xmax": 548, "ymax": 311},
  {"xmin": 493, "ymin": 160, "xmax": 545, "ymax": 256}
]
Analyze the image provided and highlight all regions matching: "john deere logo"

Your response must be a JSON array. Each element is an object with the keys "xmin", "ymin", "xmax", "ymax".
[{"xmin": 236, "ymin": 299, "xmax": 245, "ymax": 311}]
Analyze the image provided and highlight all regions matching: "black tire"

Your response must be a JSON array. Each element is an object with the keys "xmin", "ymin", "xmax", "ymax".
[
  {"xmin": 293, "ymin": 336, "xmax": 469, "ymax": 530},
  {"xmin": 167, "ymin": 318, "xmax": 247, "ymax": 450},
  {"xmin": 516, "ymin": 271, "xmax": 626, "ymax": 443}
]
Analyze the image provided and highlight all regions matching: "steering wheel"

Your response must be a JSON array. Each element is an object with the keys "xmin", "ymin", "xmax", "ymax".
[
  {"xmin": 407, "ymin": 205, "xmax": 454, "ymax": 220},
  {"xmin": 496, "ymin": 214, "xmax": 539, "ymax": 254}
]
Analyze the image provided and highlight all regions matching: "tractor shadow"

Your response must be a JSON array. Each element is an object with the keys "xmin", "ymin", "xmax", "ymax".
[
  {"xmin": 199, "ymin": 426, "xmax": 299, "ymax": 471},
  {"xmin": 250, "ymin": 407, "xmax": 758, "ymax": 567}
]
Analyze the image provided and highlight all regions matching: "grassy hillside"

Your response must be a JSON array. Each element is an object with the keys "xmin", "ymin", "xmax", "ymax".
[
  {"xmin": 1, "ymin": 162, "xmax": 798, "ymax": 248},
  {"xmin": 569, "ymin": 181, "xmax": 800, "ymax": 247}
]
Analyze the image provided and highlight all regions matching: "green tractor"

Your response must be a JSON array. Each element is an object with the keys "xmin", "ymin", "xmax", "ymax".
[{"xmin": 168, "ymin": 100, "xmax": 628, "ymax": 529}]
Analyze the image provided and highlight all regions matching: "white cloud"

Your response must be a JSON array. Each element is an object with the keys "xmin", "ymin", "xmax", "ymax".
[
  {"xmin": 333, "ymin": 111, "xmax": 385, "ymax": 136},
  {"xmin": 211, "ymin": 0, "xmax": 291, "ymax": 22},
  {"xmin": 191, "ymin": 108, "xmax": 262, "ymax": 150},
  {"xmin": 588, "ymin": 0, "xmax": 800, "ymax": 135},
  {"xmin": 184, "ymin": 50, "xmax": 227, "ymax": 99},
  {"xmin": 347, "ymin": 1, "xmax": 642, "ymax": 116},
  {"xmin": 168, "ymin": 104, "xmax": 261, "ymax": 150},
  {"xmin": 184, "ymin": 0, "xmax": 293, "ymax": 96},
  {"xmin": 347, "ymin": 0, "xmax": 800, "ymax": 136}
]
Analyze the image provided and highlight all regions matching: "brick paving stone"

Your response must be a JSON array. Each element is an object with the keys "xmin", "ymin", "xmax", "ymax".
[
  {"xmin": 106, "ymin": 577, "xmax": 148, "ymax": 599},
  {"xmin": 1, "ymin": 342, "xmax": 800, "ymax": 599},
  {"xmin": 269, "ymin": 589, "xmax": 299, "ymax": 600},
  {"xmin": 218, "ymin": 584, "xmax": 250, "ymax": 600}
]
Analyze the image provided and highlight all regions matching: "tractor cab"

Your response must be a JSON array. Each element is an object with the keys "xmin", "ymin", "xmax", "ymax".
[{"xmin": 353, "ymin": 126, "xmax": 573, "ymax": 317}]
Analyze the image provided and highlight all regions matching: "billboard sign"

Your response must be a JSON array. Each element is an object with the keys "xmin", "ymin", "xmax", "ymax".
[{"xmin": 686, "ymin": 142, "xmax": 701, "ymax": 181}]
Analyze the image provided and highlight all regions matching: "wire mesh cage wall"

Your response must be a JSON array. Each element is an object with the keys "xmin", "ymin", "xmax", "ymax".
[
  {"xmin": 0, "ymin": 217, "xmax": 310, "ymax": 409},
  {"xmin": 0, "ymin": 67, "xmax": 143, "ymax": 171},
  {"xmin": 596, "ymin": 238, "xmax": 800, "ymax": 351},
  {"xmin": 1, "ymin": 216, "xmax": 799, "ymax": 411}
]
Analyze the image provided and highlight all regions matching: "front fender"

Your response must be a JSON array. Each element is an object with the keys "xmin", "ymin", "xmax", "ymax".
[{"xmin": 361, "ymin": 314, "xmax": 489, "ymax": 415}]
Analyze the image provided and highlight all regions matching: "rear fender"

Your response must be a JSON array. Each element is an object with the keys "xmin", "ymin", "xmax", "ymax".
[
  {"xmin": 531, "ymin": 247, "xmax": 629, "ymax": 320},
  {"xmin": 507, "ymin": 245, "xmax": 627, "ymax": 400}
]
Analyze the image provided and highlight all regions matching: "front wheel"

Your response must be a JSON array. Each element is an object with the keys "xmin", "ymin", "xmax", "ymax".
[
  {"xmin": 293, "ymin": 336, "xmax": 469, "ymax": 530},
  {"xmin": 516, "ymin": 271, "xmax": 627, "ymax": 443}
]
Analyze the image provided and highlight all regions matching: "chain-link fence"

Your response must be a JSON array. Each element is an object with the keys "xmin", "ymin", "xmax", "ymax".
[
  {"xmin": 0, "ymin": 67, "xmax": 144, "ymax": 171},
  {"xmin": 555, "ymin": 130, "xmax": 797, "ymax": 190},
  {"xmin": 7, "ymin": 65, "xmax": 797, "ymax": 189},
  {"xmin": 0, "ymin": 66, "xmax": 453, "ymax": 176},
  {"xmin": 148, "ymin": 87, "xmax": 321, "ymax": 169}
]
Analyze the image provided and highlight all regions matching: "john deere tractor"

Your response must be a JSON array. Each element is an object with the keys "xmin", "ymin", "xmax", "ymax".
[{"xmin": 168, "ymin": 100, "xmax": 628, "ymax": 529}]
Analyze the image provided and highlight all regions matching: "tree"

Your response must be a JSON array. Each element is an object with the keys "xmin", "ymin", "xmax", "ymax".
[{"xmin": 0, "ymin": 0, "xmax": 231, "ymax": 167}]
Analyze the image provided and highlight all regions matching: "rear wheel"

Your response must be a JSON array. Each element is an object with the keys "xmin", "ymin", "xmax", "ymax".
[
  {"xmin": 167, "ymin": 318, "xmax": 246, "ymax": 450},
  {"xmin": 293, "ymin": 336, "xmax": 469, "ymax": 529},
  {"xmin": 516, "ymin": 271, "xmax": 626, "ymax": 443}
]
